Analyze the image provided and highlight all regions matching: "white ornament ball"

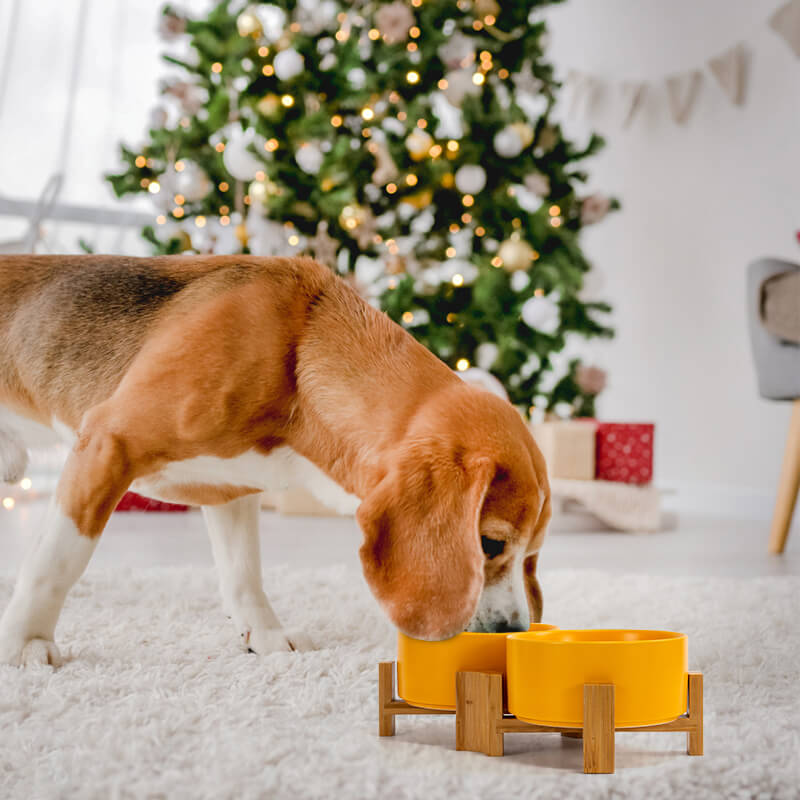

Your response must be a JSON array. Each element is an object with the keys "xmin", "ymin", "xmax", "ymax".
[
  {"xmin": 295, "ymin": 142, "xmax": 324, "ymax": 175},
  {"xmin": 347, "ymin": 67, "xmax": 366, "ymax": 89},
  {"xmin": 273, "ymin": 49, "xmax": 305, "ymax": 81},
  {"xmin": 510, "ymin": 270, "xmax": 530, "ymax": 292},
  {"xmin": 175, "ymin": 161, "xmax": 210, "ymax": 202},
  {"xmin": 457, "ymin": 367, "xmax": 509, "ymax": 401},
  {"xmin": 252, "ymin": 4, "xmax": 287, "ymax": 42},
  {"xmin": 454, "ymin": 165, "xmax": 486, "ymax": 195},
  {"xmin": 223, "ymin": 127, "xmax": 264, "ymax": 181},
  {"xmin": 475, "ymin": 342, "xmax": 499, "ymax": 370},
  {"xmin": 521, "ymin": 295, "xmax": 560, "ymax": 334},
  {"xmin": 494, "ymin": 126, "xmax": 525, "ymax": 158}
]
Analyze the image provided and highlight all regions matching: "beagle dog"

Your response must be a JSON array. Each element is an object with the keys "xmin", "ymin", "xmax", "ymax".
[{"xmin": 0, "ymin": 255, "xmax": 550, "ymax": 667}]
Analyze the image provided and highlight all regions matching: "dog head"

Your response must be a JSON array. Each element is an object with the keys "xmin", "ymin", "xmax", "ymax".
[{"xmin": 356, "ymin": 383, "xmax": 550, "ymax": 640}]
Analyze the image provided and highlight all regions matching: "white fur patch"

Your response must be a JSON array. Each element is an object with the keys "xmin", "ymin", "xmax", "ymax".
[{"xmin": 467, "ymin": 552, "xmax": 530, "ymax": 633}]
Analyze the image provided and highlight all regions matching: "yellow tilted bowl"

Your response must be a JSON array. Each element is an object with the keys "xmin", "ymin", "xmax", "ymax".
[
  {"xmin": 398, "ymin": 624, "xmax": 558, "ymax": 711},
  {"xmin": 507, "ymin": 629, "xmax": 688, "ymax": 728}
]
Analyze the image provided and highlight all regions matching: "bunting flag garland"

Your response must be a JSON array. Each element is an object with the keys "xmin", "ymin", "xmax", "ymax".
[
  {"xmin": 708, "ymin": 43, "xmax": 748, "ymax": 105},
  {"xmin": 770, "ymin": 0, "xmax": 800, "ymax": 57},
  {"xmin": 666, "ymin": 70, "xmax": 702, "ymax": 125},
  {"xmin": 560, "ymin": 1, "xmax": 799, "ymax": 127}
]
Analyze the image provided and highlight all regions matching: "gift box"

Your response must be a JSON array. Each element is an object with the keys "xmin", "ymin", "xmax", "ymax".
[
  {"xmin": 594, "ymin": 422, "xmax": 655, "ymax": 485},
  {"xmin": 531, "ymin": 420, "xmax": 597, "ymax": 481},
  {"xmin": 115, "ymin": 491, "xmax": 189, "ymax": 512}
]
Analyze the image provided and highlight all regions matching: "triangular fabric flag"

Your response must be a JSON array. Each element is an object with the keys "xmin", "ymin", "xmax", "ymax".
[
  {"xmin": 708, "ymin": 42, "xmax": 748, "ymax": 105},
  {"xmin": 620, "ymin": 81, "xmax": 647, "ymax": 127},
  {"xmin": 770, "ymin": 0, "xmax": 800, "ymax": 58},
  {"xmin": 666, "ymin": 71, "xmax": 702, "ymax": 124}
]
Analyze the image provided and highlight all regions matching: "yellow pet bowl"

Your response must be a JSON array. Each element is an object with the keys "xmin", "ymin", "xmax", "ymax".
[
  {"xmin": 507, "ymin": 629, "xmax": 688, "ymax": 728},
  {"xmin": 397, "ymin": 624, "xmax": 558, "ymax": 711}
]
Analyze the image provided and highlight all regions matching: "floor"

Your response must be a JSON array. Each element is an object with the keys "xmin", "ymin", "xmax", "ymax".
[{"xmin": 2, "ymin": 499, "xmax": 798, "ymax": 578}]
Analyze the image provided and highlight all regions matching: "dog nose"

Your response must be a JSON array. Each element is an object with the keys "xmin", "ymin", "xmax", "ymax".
[{"xmin": 487, "ymin": 619, "xmax": 527, "ymax": 634}]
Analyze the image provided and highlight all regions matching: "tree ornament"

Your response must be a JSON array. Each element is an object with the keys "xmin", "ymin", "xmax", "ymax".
[
  {"xmin": 257, "ymin": 94, "xmax": 281, "ymax": 118},
  {"xmin": 454, "ymin": 165, "xmax": 486, "ymax": 195},
  {"xmin": 493, "ymin": 125, "xmax": 524, "ymax": 158},
  {"xmin": 442, "ymin": 69, "xmax": 481, "ymax": 105},
  {"xmin": 273, "ymin": 49, "xmax": 305, "ymax": 81},
  {"xmin": 295, "ymin": 142, "xmax": 324, "ymax": 175},
  {"xmin": 473, "ymin": 0, "xmax": 500, "ymax": 19},
  {"xmin": 475, "ymin": 342, "xmax": 499, "ymax": 370},
  {"xmin": 222, "ymin": 127, "xmax": 265, "ymax": 181},
  {"xmin": 375, "ymin": 1, "xmax": 415, "ymax": 44},
  {"xmin": 438, "ymin": 32, "xmax": 475, "ymax": 69},
  {"xmin": 174, "ymin": 161, "xmax": 210, "ymax": 203},
  {"xmin": 308, "ymin": 220, "xmax": 339, "ymax": 268},
  {"xmin": 510, "ymin": 121, "xmax": 534, "ymax": 149},
  {"xmin": 498, "ymin": 233, "xmax": 535, "ymax": 271},
  {"xmin": 371, "ymin": 141, "xmax": 399, "ymax": 186},
  {"xmin": 340, "ymin": 204, "xmax": 377, "ymax": 248},
  {"xmin": 175, "ymin": 230, "xmax": 193, "ymax": 252},
  {"xmin": 401, "ymin": 188, "xmax": 433, "ymax": 209},
  {"xmin": 536, "ymin": 124, "xmax": 558, "ymax": 152},
  {"xmin": 581, "ymin": 194, "xmax": 611, "ymax": 225},
  {"xmin": 521, "ymin": 294, "xmax": 560, "ymax": 334},
  {"xmin": 236, "ymin": 7, "xmax": 262, "ymax": 37},
  {"xmin": 252, "ymin": 5, "xmax": 287, "ymax": 42},
  {"xmin": 524, "ymin": 172, "xmax": 550, "ymax": 199},
  {"xmin": 405, "ymin": 129, "xmax": 434, "ymax": 161}
]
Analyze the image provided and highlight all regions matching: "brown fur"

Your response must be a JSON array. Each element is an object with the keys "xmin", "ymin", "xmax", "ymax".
[{"xmin": 0, "ymin": 254, "xmax": 550, "ymax": 638}]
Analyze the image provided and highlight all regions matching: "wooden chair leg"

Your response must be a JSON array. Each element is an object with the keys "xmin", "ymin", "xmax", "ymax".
[
  {"xmin": 583, "ymin": 684, "xmax": 615, "ymax": 774},
  {"xmin": 378, "ymin": 662, "xmax": 396, "ymax": 736},
  {"xmin": 687, "ymin": 672, "xmax": 703, "ymax": 756},
  {"xmin": 455, "ymin": 671, "xmax": 504, "ymax": 756},
  {"xmin": 769, "ymin": 398, "xmax": 800, "ymax": 555}
]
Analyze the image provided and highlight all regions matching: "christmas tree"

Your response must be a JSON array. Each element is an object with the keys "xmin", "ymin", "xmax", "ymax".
[{"xmin": 108, "ymin": 0, "xmax": 615, "ymax": 418}]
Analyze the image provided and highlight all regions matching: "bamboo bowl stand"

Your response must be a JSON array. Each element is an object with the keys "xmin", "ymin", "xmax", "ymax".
[{"xmin": 378, "ymin": 662, "xmax": 703, "ymax": 774}]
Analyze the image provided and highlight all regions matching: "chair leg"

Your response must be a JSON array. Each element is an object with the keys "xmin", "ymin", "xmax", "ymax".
[{"xmin": 769, "ymin": 399, "xmax": 800, "ymax": 555}]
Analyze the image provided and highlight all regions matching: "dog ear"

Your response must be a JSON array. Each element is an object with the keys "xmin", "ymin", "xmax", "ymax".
[{"xmin": 357, "ymin": 450, "xmax": 494, "ymax": 641}]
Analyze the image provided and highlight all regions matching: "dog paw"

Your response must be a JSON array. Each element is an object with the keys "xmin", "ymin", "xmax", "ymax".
[
  {"xmin": 0, "ymin": 636, "xmax": 62, "ymax": 668},
  {"xmin": 244, "ymin": 627, "xmax": 314, "ymax": 654}
]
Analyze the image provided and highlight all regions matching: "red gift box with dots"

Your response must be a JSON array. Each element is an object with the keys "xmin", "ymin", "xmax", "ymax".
[{"xmin": 594, "ymin": 422, "xmax": 655, "ymax": 485}]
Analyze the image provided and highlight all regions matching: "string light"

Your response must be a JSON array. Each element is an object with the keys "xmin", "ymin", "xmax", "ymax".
[
  {"xmin": 262, "ymin": 64, "xmax": 274, "ymax": 76},
  {"xmin": 219, "ymin": 181, "xmax": 229, "ymax": 191},
  {"xmin": 402, "ymin": 311, "xmax": 414, "ymax": 323},
  {"xmin": 281, "ymin": 94, "xmax": 294, "ymax": 107},
  {"xmin": 20, "ymin": 478, "xmax": 32, "ymax": 491},
  {"xmin": 406, "ymin": 70, "xmax": 420, "ymax": 84},
  {"xmin": 362, "ymin": 128, "xmax": 372, "ymax": 137},
  {"xmin": 411, "ymin": 0, "xmax": 422, "ymax": 6},
  {"xmin": 456, "ymin": 358, "xmax": 470, "ymax": 371},
  {"xmin": 498, "ymin": 68, "xmax": 509, "ymax": 79},
  {"xmin": 397, "ymin": 110, "xmax": 407, "ymax": 121},
  {"xmin": 475, "ymin": 226, "xmax": 485, "ymax": 236},
  {"xmin": 134, "ymin": 156, "xmax": 146, "ymax": 168},
  {"xmin": 410, "ymin": 26, "xmax": 421, "ymax": 38},
  {"xmin": 462, "ymin": 194, "xmax": 474, "ymax": 207},
  {"xmin": 361, "ymin": 107, "xmax": 374, "ymax": 120},
  {"xmin": 174, "ymin": 160, "xmax": 185, "ymax": 172},
  {"xmin": 2, "ymin": 497, "xmax": 14, "ymax": 510},
  {"xmin": 288, "ymin": 234, "xmax": 299, "ymax": 245},
  {"xmin": 534, "ymin": 288, "xmax": 545, "ymax": 297},
  {"xmin": 449, "ymin": 223, "xmax": 459, "ymax": 233},
  {"xmin": 147, "ymin": 181, "xmax": 161, "ymax": 194},
  {"xmin": 335, "ymin": 29, "xmax": 349, "ymax": 42},
  {"xmin": 416, "ymin": 119, "xmax": 427, "ymax": 129},
  {"xmin": 429, "ymin": 144, "xmax": 443, "ymax": 157},
  {"xmin": 368, "ymin": 28, "xmax": 380, "ymax": 40},
  {"xmin": 491, "ymin": 256, "xmax": 502, "ymax": 267},
  {"xmin": 211, "ymin": 62, "xmax": 223, "ymax": 73},
  {"xmin": 550, "ymin": 217, "xmax": 563, "ymax": 227},
  {"xmin": 173, "ymin": 207, "xmax": 185, "ymax": 218},
  {"xmin": 446, "ymin": 246, "xmax": 456, "ymax": 257},
  {"xmin": 265, "ymin": 138, "xmax": 279, "ymax": 151},
  {"xmin": 388, "ymin": 278, "xmax": 397, "ymax": 289},
  {"xmin": 484, "ymin": 14, "xmax": 496, "ymax": 25},
  {"xmin": 156, "ymin": 215, "xmax": 166, "ymax": 225},
  {"xmin": 461, "ymin": 212, "xmax": 472, "ymax": 223},
  {"xmin": 452, "ymin": 273, "xmax": 464, "ymax": 286},
  {"xmin": 220, "ymin": 215, "xmax": 230, "ymax": 225},
  {"xmin": 258, "ymin": 46, "xmax": 269, "ymax": 57},
  {"xmin": 472, "ymin": 19, "xmax": 483, "ymax": 31},
  {"xmin": 289, "ymin": 21, "xmax": 301, "ymax": 32},
  {"xmin": 255, "ymin": 170, "xmax": 266, "ymax": 181},
  {"xmin": 195, "ymin": 216, "xmax": 206, "ymax": 228},
  {"xmin": 174, "ymin": 194, "xmax": 185, "ymax": 205},
  {"xmin": 406, "ymin": 174, "xmax": 418, "ymax": 186},
  {"xmin": 331, "ymin": 114, "xmax": 343, "ymax": 127},
  {"xmin": 139, "ymin": 178, "xmax": 149, "ymax": 188},
  {"xmin": 407, "ymin": 42, "xmax": 418, "ymax": 52},
  {"xmin": 220, "ymin": 205, "xmax": 230, "ymax": 215},
  {"xmin": 472, "ymin": 72, "xmax": 485, "ymax": 86},
  {"xmin": 446, "ymin": 140, "xmax": 459, "ymax": 152},
  {"xmin": 549, "ymin": 205, "xmax": 561, "ymax": 216},
  {"xmin": 386, "ymin": 182, "xmax": 397, "ymax": 194},
  {"xmin": 512, "ymin": 217, "xmax": 521, "ymax": 228},
  {"xmin": 447, "ymin": 313, "xmax": 456, "ymax": 323},
  {"xmin": 215, "ymin": 142, "xmax": 225, "ymax": 152}
]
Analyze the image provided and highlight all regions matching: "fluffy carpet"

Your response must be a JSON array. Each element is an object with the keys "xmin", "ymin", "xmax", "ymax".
[{"xmin": 1, "ymin": 565, "xmax": 798, "ymax": 799}]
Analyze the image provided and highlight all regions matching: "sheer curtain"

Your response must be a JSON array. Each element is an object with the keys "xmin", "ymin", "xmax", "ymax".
[{"xmin": 0, "ymin": 0, "xmax": 209, "ymax": 253}]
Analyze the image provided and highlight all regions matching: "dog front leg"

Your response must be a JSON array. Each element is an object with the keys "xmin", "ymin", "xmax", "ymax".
[
  {"xmin": 0, "ymin": 428, "xmax": 132, "ymax": 667},
  {"xmin": 202, "ymin": 494, "xmax": 313, "ymax": 653}
]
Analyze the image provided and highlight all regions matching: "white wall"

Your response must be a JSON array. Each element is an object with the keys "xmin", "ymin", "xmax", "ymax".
[{"xmin": 544, "ymin": 0, "xmax": 800, "ymax": 518}]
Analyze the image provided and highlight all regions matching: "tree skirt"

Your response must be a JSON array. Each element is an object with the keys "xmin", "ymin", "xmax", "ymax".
[{"xmin": 1, "ymin": 566, "xmax": 797, "ymax": 799}]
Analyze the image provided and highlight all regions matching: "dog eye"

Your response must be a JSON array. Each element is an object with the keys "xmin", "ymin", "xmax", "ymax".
[{"xmin": 481, "ymin": 536, "xmax": 506, "ymax": 559}]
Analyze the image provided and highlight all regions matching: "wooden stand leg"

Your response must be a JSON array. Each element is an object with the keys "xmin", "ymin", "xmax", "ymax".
[
  {"xmin": 379, "ymin": 662, "xmax": 396, "ymax": 736},
  {"xmin": 687, "ymin": 672, "xmax": 703, "ymax": 756},
  {"xmin": 583, "ymin": 684, "xmax": 615, "ymax": 774},
  {"xmin": 769, "ymin": 399, "xmax": 800, "ymax": 555},
  {"xmin": 455, "ymin": 671, "xmax": 504, "ymax": 756}
]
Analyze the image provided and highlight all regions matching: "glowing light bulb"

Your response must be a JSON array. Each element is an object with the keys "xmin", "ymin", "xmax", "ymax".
[
  {"xmin": 281, "ymin": 94, "xmax": 294, "ymax": 107},
  {"xmin": 456, "ymin": 358, "xmax": 470, "ymax": 371},
  {"xmin": 2, "ymin": 497, "xmax": 14, "ymax": 510},
  {"xmin": 452, "ymin": 273, "xmax": 464, "ymax": 286},
  {"xmin": 20, "ymin": 478, "xmax": 32, "ymax": 491},
  {"xmin": 406, "ymin": 70, "xmax": 420, "ymax": 84}
]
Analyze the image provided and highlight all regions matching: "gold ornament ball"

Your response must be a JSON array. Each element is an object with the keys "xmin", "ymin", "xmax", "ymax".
[
  {"xmin": 473, "ymin": 0, "xmax": 500, "ymax": 18},
  {"xmin": 339, "ymin": 203, "xmax": 366, "ymax": 231},
  {"xmin": 235, "ymin": 223, "xmax": 249, "ymax": 247},
  {"xmin": 175, "ymin": 231, "xmax": 193, "ymax": 252},
  {"xmin": 498, "ymin": 235, "xmax": 535, "ymax": 272},
  {"xmin": 257, "ymin": 94, "xmax": 281, "ymax": 118},
  {"xmin": 403, "ymin": 188, "xmax": 434, "ymax": 209},
  {"xmin": 237, "ymin": 9, "xmax": 262, "ymax": 37},
  {"xmin": 510, "ymin": 121, "xmax": 534, "ymax": 149}
]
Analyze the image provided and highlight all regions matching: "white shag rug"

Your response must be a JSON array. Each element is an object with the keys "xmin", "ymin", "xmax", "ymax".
[{"xmin": 1, "ymin": 566, "xmax": 798, "ymax": 800}]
